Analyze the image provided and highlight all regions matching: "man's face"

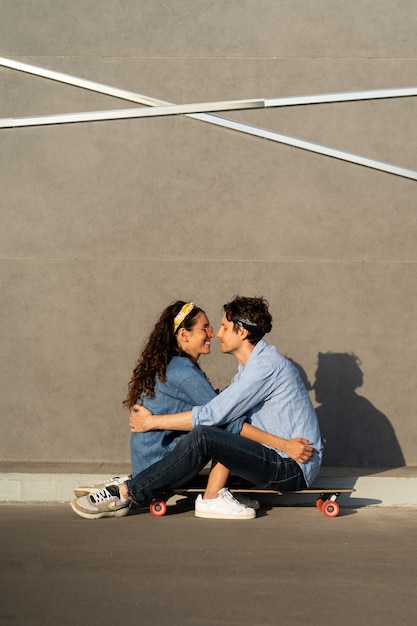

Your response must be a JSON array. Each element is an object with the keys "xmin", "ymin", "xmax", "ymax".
[{"xmin": 216, "ymin": 315, "xmax": 243, "ymax": 355}]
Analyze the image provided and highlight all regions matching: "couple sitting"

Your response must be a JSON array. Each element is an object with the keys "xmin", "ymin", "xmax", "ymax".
[{"xmin": 71, "ymin": 295, "xmax": 323, "ymax": 520}]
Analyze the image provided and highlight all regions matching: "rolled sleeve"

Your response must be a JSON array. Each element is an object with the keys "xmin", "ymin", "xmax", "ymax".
[{"xmin": 191, "ymin": 358, "xmax": 277, "ymax": 428}]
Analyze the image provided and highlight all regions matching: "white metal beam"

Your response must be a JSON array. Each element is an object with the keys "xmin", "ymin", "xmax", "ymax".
[
  {"xmin": 0, "ymin": 98, "xmax": 266, "ymax": 128},
  {"xmin": 2, "ymin": 56, "xmax": 416, "ymax": 109},
  {"xmin": 1, "ymin": 56, "xmax": 416, "ymax": 180},
  {"xmin": 265, "ymin": 87, "xmax": 417, "ymax": 108},
  {"xmin": 2, "ymin": 85, "xmax": 417, "ymax": 128},
  {"xmin": 202, "ymin": 116, "xmax": 417, "ymax": 181}
]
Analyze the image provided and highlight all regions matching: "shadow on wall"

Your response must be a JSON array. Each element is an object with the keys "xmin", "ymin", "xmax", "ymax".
[{"xmin": 290, "ymin": 353, "xmax": 405, "ymax": 468}]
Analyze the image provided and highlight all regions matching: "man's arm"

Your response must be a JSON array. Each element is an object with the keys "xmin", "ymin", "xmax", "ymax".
[
  {"xmin": 240, "ymin": 423, "xmax": 315, "ymax": 464},
  {"xmin": 191, "ymin": 359, "xmax": 276, "ymax": 428},
  {"xmin": 130, "ymin": 405, "xmax": 192, "ymax": 431},
  {"xmin": 130, "ymin": 406, "xmax": 315, "ymax": 464},
  {"xmin": 131, "ymin": 359, "xmax": 277, "ymax": 433}
]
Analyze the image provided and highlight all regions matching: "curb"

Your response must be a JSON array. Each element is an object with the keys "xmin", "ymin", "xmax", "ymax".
[{"xmin": 1, "ymin": 468, "xmax": 417, "ymax": 507}]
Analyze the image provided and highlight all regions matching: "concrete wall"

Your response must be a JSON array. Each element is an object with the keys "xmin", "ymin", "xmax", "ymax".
[{"xmin": 1, "ymin": 1, "xmax": 416, "ymax": 467}]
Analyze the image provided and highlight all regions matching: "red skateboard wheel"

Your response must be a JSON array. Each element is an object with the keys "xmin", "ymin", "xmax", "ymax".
[
  {"xmin": 322, "ymin": 500, "xmax": 340, "ymax": 518},
  {"xmin": 150, "ymin": 499, "xmax": 167, "ymax": 517}
]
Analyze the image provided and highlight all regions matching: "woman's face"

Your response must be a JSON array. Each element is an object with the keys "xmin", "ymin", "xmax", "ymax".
[{"xmin": 178, "ymin": 312, "xmax": 214, "ymax": 361}]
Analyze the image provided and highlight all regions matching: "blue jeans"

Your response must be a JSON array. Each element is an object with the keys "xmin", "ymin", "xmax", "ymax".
[{"xmin": 126, "ymin": 425, "xmax": 306, "ymax": 503}]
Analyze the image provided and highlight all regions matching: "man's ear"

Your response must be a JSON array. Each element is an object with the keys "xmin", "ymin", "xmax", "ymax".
[{"xmin": 238, "ymin": 326, "xmax": 249, "ymax": 340}]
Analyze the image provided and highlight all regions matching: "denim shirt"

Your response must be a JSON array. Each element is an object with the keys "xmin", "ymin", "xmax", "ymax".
[
  {"xmin": 130, "ymin": 356, "xmax": 217, "ymax": 474},
  {"xmin": 191, "ymin": 340, "xmax": 323, "ymax": 486}
]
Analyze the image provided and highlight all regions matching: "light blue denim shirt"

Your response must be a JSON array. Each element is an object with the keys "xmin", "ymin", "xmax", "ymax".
[
  {"xmin": 191, "ymin": 340, "xmax": 323, "ymax": 486},
  {"xmin": 130, "ymin": 356, "xmax": 217, "ymax": 474}
]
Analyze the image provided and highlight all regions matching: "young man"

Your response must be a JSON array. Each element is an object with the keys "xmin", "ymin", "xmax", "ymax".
[{"xmin": 71, "ymin": 296, "xmax": 322, "ymax": 520}]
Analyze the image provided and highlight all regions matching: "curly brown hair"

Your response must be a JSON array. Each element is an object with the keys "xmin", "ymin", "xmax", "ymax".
[
  {"xmin": 223, "ymin": 295, "xmax": 272, "ymax": 344},
  {"xmin": 123, "ymin": 301, "xmax": 204, "ymax": 409}
]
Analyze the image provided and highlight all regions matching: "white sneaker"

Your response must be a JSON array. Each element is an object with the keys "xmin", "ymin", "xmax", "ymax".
[
  {"xmin": 195, "ymin": 488, "xmax": 256, "ymax": 519},
  {"xmin": 226, "ymin": 489, "xmax": 260, "ymax": 511},
  {"xmin": 74, "ymin": 475, "xmax": 130, "ymax": 498},
  {"xmin": 70, "ymin": 484, "xmax": 130, "ymax": 520}
]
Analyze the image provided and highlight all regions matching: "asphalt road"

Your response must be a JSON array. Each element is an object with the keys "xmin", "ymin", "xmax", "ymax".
[{"xmin": 1, "ymin": 501, "xmax": 416, "ymax": 626}]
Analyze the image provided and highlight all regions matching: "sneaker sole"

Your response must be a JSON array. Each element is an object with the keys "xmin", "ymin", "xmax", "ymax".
[
  {"xmin": 195, "ymin": 509, "xmax": 256, "ymax": 520},
  {"xmin": 69, "ymin": 500, "xmax": 130, "ymax": 520}
]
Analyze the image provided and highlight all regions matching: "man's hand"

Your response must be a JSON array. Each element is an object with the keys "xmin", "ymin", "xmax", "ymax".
[
  {"xmin": 130, "ymin": 405, "xmax": 193, "ymax": 432},
  {"xmin": 284, "ymin": 438, "xmax": 315, "ymax": 464},
  {"xmin": 130, "ymin": 404, "xmax": 153, "ymax": 432}
]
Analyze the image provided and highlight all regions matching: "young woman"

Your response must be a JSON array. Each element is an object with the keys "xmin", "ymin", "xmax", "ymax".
[
  {"xmin": 127, "ymin": 301, "xmax": 218, "ymax": 476},
  {"xmin": 74, "ymin": 300, "xmax": 218, "ymax": 493}
]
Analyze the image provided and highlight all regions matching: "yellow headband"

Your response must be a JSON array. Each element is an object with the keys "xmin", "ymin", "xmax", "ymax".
[{"xmin": 173, "ymin": 302, "xmax": 195, "ymax": 333}]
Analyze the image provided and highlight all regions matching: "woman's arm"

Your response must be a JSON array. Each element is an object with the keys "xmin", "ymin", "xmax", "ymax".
[{"xmin": 240, "ymin": 423, "xmax": 314, "ymax": 464}]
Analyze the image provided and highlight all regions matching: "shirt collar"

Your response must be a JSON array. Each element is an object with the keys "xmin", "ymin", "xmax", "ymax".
[{"xmin": 238, "ymin": 338, "xmax": 268, "ymax": 370}]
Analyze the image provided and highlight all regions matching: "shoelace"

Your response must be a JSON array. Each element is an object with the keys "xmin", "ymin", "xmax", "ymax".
[
  {"xmin": 90, "ymin": 488, "xmax": 114, "ymax": 504},
  {"xmin": 222, "ymin": 489, "xmax": 249, "ymax": 508}
]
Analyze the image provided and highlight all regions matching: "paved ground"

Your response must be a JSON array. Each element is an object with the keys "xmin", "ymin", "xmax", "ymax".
[{"xmin": 1, "ymin": 501, "xmax": 416, "ymax": 626}]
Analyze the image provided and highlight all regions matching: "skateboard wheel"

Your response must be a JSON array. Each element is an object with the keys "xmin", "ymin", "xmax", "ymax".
[
  {"xmin": 316, "ymin": 498, "xmax": 324, "ymax": 511},
  {"xmin": 150, "ymin": 499, "xmax": 167, "ymax": 517},
  {"xmin": 322, "ymin": 500, "xmax": 340, "ymax": 518}
]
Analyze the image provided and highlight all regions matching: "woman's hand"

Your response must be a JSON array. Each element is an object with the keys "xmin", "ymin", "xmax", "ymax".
[{"xmin": 130, "ymin": 404, "xmax": 153, "ymax": 432}]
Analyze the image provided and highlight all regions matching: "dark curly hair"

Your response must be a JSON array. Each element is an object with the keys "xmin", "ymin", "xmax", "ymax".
[
  {"xmin": 123, "ymin": 301, "xmax": 204, "ymax": 408},
  {"xmin": 223, "ymin": 295, "xmax": 272, "ymax": 345}
]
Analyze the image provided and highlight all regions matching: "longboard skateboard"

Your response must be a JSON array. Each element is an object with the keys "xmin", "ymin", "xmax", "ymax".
[{"xmin": 149, "ymin": 487, "xmax": 355, "ymax": 518}]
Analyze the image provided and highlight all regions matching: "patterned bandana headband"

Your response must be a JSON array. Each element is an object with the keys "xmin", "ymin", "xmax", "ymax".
[
  {"xmin": 237, "ymin": 317, "xmax": 264, "ymax": 338},
  {"xmin": 173, "ymin": 302, "xmax": 195, "ymax": 333}
]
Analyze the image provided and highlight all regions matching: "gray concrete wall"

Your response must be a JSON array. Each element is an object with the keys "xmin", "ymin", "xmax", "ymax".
[{"xmin": 1, "ymin": 1, "xmax": 416, "ymax": 467}]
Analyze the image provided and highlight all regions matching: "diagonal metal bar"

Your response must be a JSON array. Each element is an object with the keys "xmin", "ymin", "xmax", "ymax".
[
  {"xmin": 2, "ymin": 85, "xmax": 417, "ymax": 129},
  {"xmin": 0, "ymin": 56, "xmax": 174, "ymax": 106},
  {"xmin": 2, "ymin": 56, "xmax": 417, "ymax": 109},
  {"xmin": 265, "ymin": 87, "xmax": 417, "ymax": 108},
  {"xmin": 0, "ymin": 98, "xmax": 267, "ymax": 128},
  {"xmin": 1, "ymin": 56, "xmax": 416, "ymax": 180},
  {"xmin": 201, "ymin": 116, "xmax": 417, "ymax": 180}
]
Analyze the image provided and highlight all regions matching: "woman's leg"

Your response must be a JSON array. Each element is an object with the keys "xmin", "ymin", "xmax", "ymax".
[{"xmin": 204, "ymin": 462, "xmax": 230, "ymax": 499}]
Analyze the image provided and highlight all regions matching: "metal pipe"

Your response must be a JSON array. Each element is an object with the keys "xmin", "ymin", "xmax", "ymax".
[
  {"xmin": 265, "ymin": 87, "xmax": 417, "ymax": 108},
  {"xmin": 0, "ymin": 98, "xmax": 266, "ymax": 128},
  {"xmin": 2, "ymin": 56, "xmax": 416, "ymax": 109},
  {"xmin": 3, "ymin": 83, "xmax": 417, "ymax": 128},
  {"xmin": 1, "ymin": 56, "xmax": 416, "ymax": 180},
  {"xmin": 202, "ymin": 116, "xmax": 417, "ymax": 180},
  {"xmin": 0, "ymin": 56, "xmax": 167, "ymax": 106}
]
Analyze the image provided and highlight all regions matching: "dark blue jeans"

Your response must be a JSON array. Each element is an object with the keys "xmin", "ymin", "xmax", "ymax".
[{"xmin": 126, "ymin": 425, "xmax": 306, "ymax": 503}]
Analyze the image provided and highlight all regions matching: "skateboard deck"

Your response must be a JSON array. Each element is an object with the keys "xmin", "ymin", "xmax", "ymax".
[{"xmin": 149, "ymin": 486, "xmax": 355, "ymax": 518}]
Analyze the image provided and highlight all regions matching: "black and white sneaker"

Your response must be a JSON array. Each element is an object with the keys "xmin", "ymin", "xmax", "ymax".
[{"xmin": 70, "ymin": 484, "xmax": 130, "ymax": 520}]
